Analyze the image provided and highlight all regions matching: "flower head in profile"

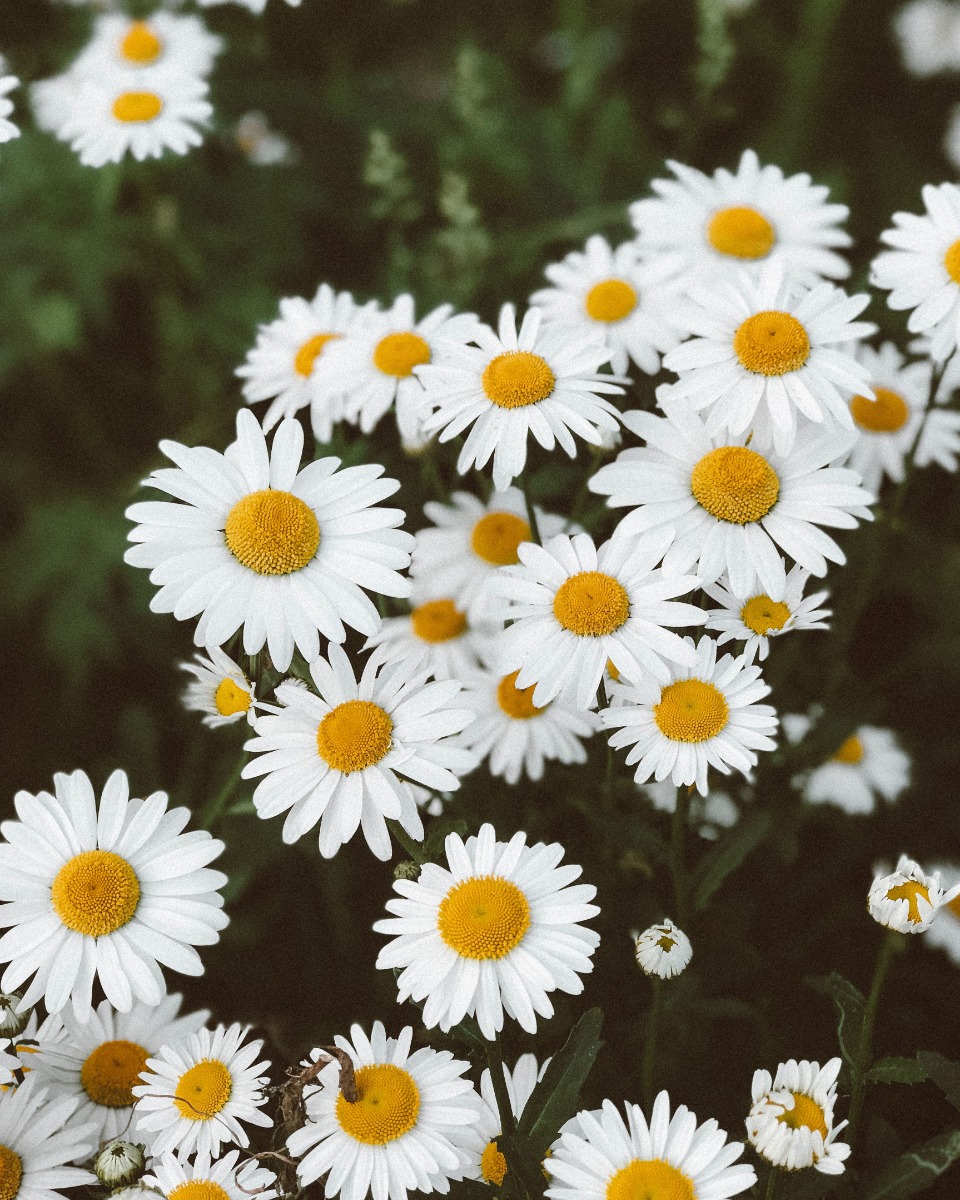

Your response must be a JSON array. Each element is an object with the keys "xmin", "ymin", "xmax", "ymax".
[
  {"xmin": 634, "ymin": 919, "xmax": 692, "ymax": 979},
  {"xmin": 747, "ymin": 1057, "xmax": 850, "ymax": 1174},
  {"xmin": 868, "ymin": 856, "xmax": 945, "ymax": 933},
  {"xmin": 181, "ymin": 647, "xmax": 256, "ymax": 727},
  {"xmin": 704, "ymin": 564, "xmax": 831, "ymax": 662}
]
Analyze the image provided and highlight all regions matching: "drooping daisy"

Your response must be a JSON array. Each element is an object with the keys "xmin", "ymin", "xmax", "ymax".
[
  {"xmin": 546, "ymin": 1092, "xmax": 756, "ymax": 1199},
  {"xmin": 529, "ymin": 235, "xmax": 680, "ymax": 375},
  {"xmin": 634, "ymin": 919, "xmax": 692, "ymax": 979},
  {"xmin": 242, "ymin": 645, "xmax": 476, "ymax": 861},
  {"xmin": 145, "ymin": 1149, "xmax": 278, "ymax": 1200},
  {"xmin": 125, "ymin": 411, "xmax": 414, "ymax": 672},
  {"xmin": 180, "ymin": 647, "xmax": 256, "ymax": 728},
  {"xmin": 601, "ymin": 635, "xmax": 778, "ymax": 796},
  {"xmin": 362, "ymin": 598, "xmax": 495, "ymax": 682},
  {"xmin": 0, "ymin": 1076, "xmax": 98, "ymax": 1200},
  {"xmin": 0, "ymin": 74, "xmax": 20, "ymax": 144},
  {"xmin": 923, "ymin": 862, "xmax": 960, "ymax": 963},
  {"xmin": 287, "ymin": 1022, "xmax": 479, "ymax": 1200},
  {"xmin": 420, "ymin": 304, "xmax": 624, "ymax": 491},
  {"xmin": 469, "ymin": 1054, "xmax": 546, "ymax": 1188},
  {"xmin": 0, "ymin": 769, "xmax": 227, "ymax": 1020},
  {"xmin": 747, "ymin": 1058, "xmax": 850, "ymax": 1174},
  {"xmin": 71, "ymin": 14, "xmax": 223, "ymax": 78},
  {"xmin": 133, "ymin": 1023, "xmax": 271, "ymax": 1159},
  {"xmin": 375, "ymin": 823, "xmax": 600, "ymax": 1039},
  {"xmin": 494, "ymin": 531, "xmax": 706, "ymax": 710},
  {"xmin": 589, "ymin": 398, "xmax": 874, "ymax": 599},
  {"xmin": 868, "ymin": 856, "xmax": 944, "ymax": 933},
  {"xmin": 894, "ymin": 0, "xmax": 960, "ymax": 76},
  {"xmin": 628, "ymin": 150, "xmax": 852, "ymax": 293},
  {"xmin": 801, "ymin": 726, "xmax": 910, "ymax": 815},
  {"xmin": 704, "ymin": 564, "xmax": 831, "ymax": 662}
]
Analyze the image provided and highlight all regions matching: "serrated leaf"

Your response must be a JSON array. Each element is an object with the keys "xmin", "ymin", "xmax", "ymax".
[
  {"xmin": 917, "ymin": 1052, "xmax": 960, "ymax": 1111},
  {"xmin": 861, "ymin": 1128, "xmax": 960, "ymax": 1199},
  {"xmin": 807, "ymin": 973, "xmax": 866, "ymax": 1070},
  {"xmin": 692, "ymin": 808, "xmax": 773, "ymax": 911},
  {"xmin": 516, "ymin": 1007, "xmax": 603, "ymax": 1152},
  {"xmin": 867, "ymin": 1057, "xmax": 930, "ymax": 1086}
]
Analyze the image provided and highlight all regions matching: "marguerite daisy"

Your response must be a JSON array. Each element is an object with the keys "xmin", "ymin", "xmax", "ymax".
[
  {"xmin": 747, "ymin": 1058, "xmax": 849, "ymax": 1174},
  {"xmin": 181, "ymin": 647, "xmax": 256, "ymax": 727},
  {"xmin": 801, "ymin": 725, "xmax": 910, "ymax": 814},
  {"xmin": 362, "ymin": 598, "xmax": 494, "ymax": 682},
  {"xmin": 0, "ymin": 1076, "xmax": 97, "ymax": 1200},
  {"xmin": 71, "ymin": 14, "xmax": 222, "ymax": 78},
  {"xmin": 145, "ymin": 1149, "xmax": 278, "ymax": 1200},
  {"xmin": 704, "ymin": 563, "xmax": 831, "ymax": 662},
  {"xmin": 0, "ymin": 74, "xmax": 19, "ymax": 144},
  {"xmin": 868, "ymin": 856, "xmax": 944, "ymax": 933},
  {"xmin": 469, "ymin": 1054, "xmax": 546, "ymax": 1188},
  {"xmin": 634, "ymin": 919, "xmax": 692, "ymax": 979}
]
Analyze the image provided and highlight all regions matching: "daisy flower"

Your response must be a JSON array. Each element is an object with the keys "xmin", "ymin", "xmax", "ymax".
[
  {"xmin": 747, "ymin": 1058, "xmax": 850, "ymax": 1174},
  {"xmin": 529, "ymin": 235, "xmax": 680, "ymax": 375},
  {"xmin": 0, "ymin": 74, "xmax": 20, "ymax": 144},
  {"xmin": 242, "ymin": 645, "xmax": 476, "ymax": 861},
  {"xmin": 494, "ymin": 530, "xmax": 706, "ymax": 710},
  {"xmin": 145, "ymin": 1149, "xmax": 278, "ymax": 1200},
  {"xmin": 362, "ymin": 598, "xmax": 494, "ymax": 683},
  {"xmin": 629, "ymin": 149, "xmax": 852, "ymax": 292},
  {"xmin": 634, "ymin": 919, "xmax": 692, "ymax": 979},
  {"xmin": 133, "ymin": 1023, "xmax": 271, "ymax": 1159},
  {"xmin": 546, "ymin": 1092, "xmax": 756, "ymax": 1199},
  {"xmin": 180, "ymin": 647, "xmax": 256, "ymax": 728},
  {"xmin": 288, "ymin": 1022, "xmax": 478, "ymax": 1200},
  {"xmin": 704, "ymin": 563, "xmax": 831, "ymax": 662},
  {"xmin": 868, "ymin": 856, "xmax": 944, "ymax": 933},
  {"xmin": 233, "ymin": 111, "xmax": 293, "ymax": 166},
  {"xmin": 589, "ymin": 398, "xmax": 874, "ymax": 599},
  {"xmin": 601, "ymin": 635, "xmax": 778, "ymax": 796},
  {"xmin": 125, "ymin": 411, "xmax": 414, "ymax": 673},
  {"xmin": 0, "ymin": 769, "xmax": 227, "ymax": 1020},
  {"xmin": 801, "ymin": 725, "xmax": 910, "ymax": 814},
  {"xmin": 71, "ymin": 14, "xmax": 222, "ymax": 78},
  {"xmin": 0, "ymin": 1076, "xmax": 97, "ymax": 1200},
  {"xmin": 29, "ymin": 75, "xmax": 78, "ymax": 137},
  {"xmin": 469, "ymin": 1054, "xmax": 545, "ymax": 1188},
  {"xmin": 924, "ymin": 862, "xmax": 960, "ymax": 963},
  {"xmin": 894, "ymin": 0, "xmax": 960, "ymax": 76},
  {"xmin": 419, "ymin": 304, "xmax": 625, "ymax": 491},
  {"xmin": 374, "ymin": 823, "xmax": 600, "ymax": 1040},
  {"xmin": 663, "ymin": 264, "xmax": 875, "ymax": 455},
  {"xmin": 93, "ymin": 1141, "xmax": 146, "ymax": 1189}
]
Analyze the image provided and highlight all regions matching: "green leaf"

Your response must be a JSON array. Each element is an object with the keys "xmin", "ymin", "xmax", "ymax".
[
  {"xmin": 497, "ymin": 1132, "xmax": 548, "ymax": 1200},
  {"xmin": 807, "ymin": 972, "xmax": 866, "ymax": 1070},
  {"xmin": 917, "ymin": 1052, "xmax": 960, "ymax": 1111},
  {"xmin": 517, "ymin": 1008, "xmax": 603, "ymax": 1151},
  {"xmin": 692, "ymin": 808, "xmax": 773, "ymax": 911},
  {"xmin": 861, "ymin": 1129, "xmax": 960, "ymax": 1199},
  {"xmin": 867, "ymin": 1057, "xmax": 930, "ymax": 1086}
]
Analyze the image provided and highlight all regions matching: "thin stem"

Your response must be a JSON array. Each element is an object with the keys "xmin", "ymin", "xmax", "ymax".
[
  {"xmin": 670, "ymin": 787, "xmax": 691, "ymax": 927},
  {"xmin": 764, "ymin": 1165, "xmax": 780, "ymax": 1200},
  {"xmin": 198, "ymin": 758, "xmax": 244, "ymax": 831},
  {"xmin": 419, "ymin": 445, "xmax": 446, "ymax": 501},
  {"xmin": 847, "ymin": 930, "xmax": 903, "ymax": 1145},
  {"xmin": 520, "ymin": 474, "xmax": 542, "ymax": 545},
  {"xmin": 387, "ymin": 820, "xmax": 428, "ymax": 866},
  {"xmin": 887, "ymin": 349, "xmax": 955, "ymax": 525},
  {"xmin": 641, "ymin": 978, "xmax": 662, "ymax": 1108},
  {"xmin": 485, "ymin": 1033, "xmax": 516, "ymax": 1136}
]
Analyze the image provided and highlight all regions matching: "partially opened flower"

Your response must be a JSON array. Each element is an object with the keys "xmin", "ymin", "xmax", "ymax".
[
  {"xmin": 180, "ymin": 647, "xmax": 256, "ymax": 727},
  {"xmin": 704, "ymin": 564, "xmax": 831, "ymax": 662},
  {"xmin": 145, "ymin": 1149, "xmax": 278, "ymax": 1200},
  {"xmin": 0, "ymin": 1076, "xmax": 97, "ymax": 1200},
  {"xmin": 634, "ymin": 918, "xmax": 692, "ymax": 979},
  {"xmin": 747, "ymin": 1058, "xmax": 850, "ymax": 1174},
  {"xmin": 868, "ymin": 855, "xmax": 944, "ymax": 933},
  {"xmin": 801, "ymin": 725, "xmax": 910, "ymax": 814}
]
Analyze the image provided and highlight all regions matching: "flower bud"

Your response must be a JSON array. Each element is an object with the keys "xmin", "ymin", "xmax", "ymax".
[
  {"xmin": 393, "ymin": 860, "xmax": 420, "ymax": 881},
  {"xmin": 0, "ymin": 994, "xmax": 29, "ymax": 1038},
  {"xmin": 634, "ymin": 918, "xmax": 692, "ymax": 979},
  {"xmin": 95, "ymin": 1142, "xmax": 146, "ymax": 1189}
]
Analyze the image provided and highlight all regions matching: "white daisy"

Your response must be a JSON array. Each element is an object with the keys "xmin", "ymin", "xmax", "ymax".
[
  {"xmin": 704, "ymin": 563, "xmax": 831, "ymax": 662},
  {"xmin": 494, "ymin": 530, "xmax": 706, "ymax": 710},
  {"xmin": 469, "ymin": 1054, "xmax": 545, "ymax": 1187},
  {"xmin": 180, "ymin": 647, "xmax": 256, "ymax": 728},
  {"xmin": 287, "ymin": 1022, "xmax": 479, "ymax": 1200},
  {"xmin": 233, "ymin": 111, "xmax": 293, "ymax": 166},
  {"xmin": 529, "ymin": 235, "xmax": 680, "ymax": 375},
  {"xmin": 589, "ymin": 397, "xmax": 874, "ymax": 599},
  {"xmin": 894, "ymin": 0, "xmax": 960, "ymax": 75},
  {"xmin": 125, "ymin": 411, "xmax": 414, "ymax": 673},
  {"xmin": 634, "ymin": 919, "xmax": 692, "ymax": 979},
  {"xmin": 29, "ymin": 74, "xmax": 78, "ymax": 137},
  {"xmin": 145, "ymin": 1149, "xmax": 278, "ymax": 1200},
  {"xmin": 133, "ymin": 1023, "xmax": 271, "ymax": 1159},
  {"xmin": 242, "ymin": 645, "xmax": 476, "ymax": 861},
  {"xmin": 869, "ymin": 856, "xmax": 945, "ymax": 933},
  {"xmin": 801, "ymin": 726, "xmax": 910, "ymax": 815},
  {"xmin": 0, "ymin": 75, "xmax": 20, "ymax": 144},
  {"xmin": 747, "ymin": 1058, "xmax": 850, "ymax": 1174},
  {"xmin": 628, "ymin": 149, "xmax": 852, "ymax": 292},
  {"xmin": 72, "ymin": 14, "xmax": 222, "ymax": 78},
  {"xmin": 601, "ymin": 635, "xmax": 778, "ymax": 797},
  {"xmin": 374, "ymin": 822, "xmax": 600, "ymax": 1040},
  {"xmin": 923, "ymin": 862, "xmax": 960, "ymax": 963},
  {"xmin": 0, "ymin": 769, "xmax": 227, "ymax": 1020},
  {"xmin": 362, "ymin": 599, "xmax": 494, "ymax": 683},
  {"xmin": 0, "ymin": 1076, "xmax": 98, "ymax": 1200},
  {"xmin": 546, "ymin": 1091, "xmax": 756, "ymax": 1199},
  {"xmin": 419, "ymin": 304, "xmax": 625, "ymax": 491}
]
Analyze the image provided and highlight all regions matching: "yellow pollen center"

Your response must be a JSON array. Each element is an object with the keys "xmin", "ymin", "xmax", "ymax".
[
  {"xmin": 112, "ymin": 91, "xmax": 163, "ymax": 123},
  {"xmin": 691, "ymin": 445, "xmax": 780, "ymax": 524},
  {"xmin": 294, "ymin": 332, "xmax": 339, "ymax": 377},
  {"xmin": 740, "ymin": 595, "xmax": 791, "ymax": 636},
  {"xmin": 481, "ymin": 1140, "xmax": 508, "ymax": 1186},
  {"xmin": 316, "ymin": 700, "xmax": 393, "ymax": 773},
  {"xmin": 656, "ymin": 935, "xmax": 677, "ymax": 952},
  {"xmin": 948, "ymin": 894, "xmax": 960, "ymax": 921},
  {"xmin": 944, "ymin": 239, "xmax": 960, "ymax": 284},
  {"xmin": 777, "ymin": 1092, "xmax": 829, "ymax": 1138},
  {"xmin": 886, "ymin": 879, "xmax": 932, "ymax": 924},
  {"xmin": 832, "ymin": 735, "xmax": 864, "ymax": 765},
  {"xmin": 733, "ymin": 311, "xmax": 811, "ymax": 376},
  {"xmin": 119, "ymin": 21, "xmax": 163, "ymax": 64},
  {"xmin": 410, "ymin": 599, "xmax": 468, "ymax": 643},
  {"xmin": 553, "ymin": 571, "xmax": 630, "ymax": 637},
  {"xmin": 80, "ymin": 1039, "xmax": 150, "ymax": 1108},
  {"xmin": 372, "ymin": 332, "xmax": 431, "ymax": 378},
  {"xmin": 850, "ymin": 387, "xmax": 910, "ymax": 433},
  {"xmin": 605, "ymin": 1158, "xmax": 695, "ymax": 1200},
  {"xmin": 496, "ymin": 671, "xmax": 548, "ymax": 720},
  {"xmin": 707, "ymin": 205, "xmax": 776, "ymax": 260},
  {"xmin": 51, "ymin": 850, "xmax": 140, "ymax": 937},
  {"xmin": 335, "ymin": 1063, "xmax": 420, "ymax": 1145},
  {"xmin": 224, "ymin": 489, "xmax": 320, "ymax": 576},
  {"xmin": 482, "ymin": 351, "xmax": 556, "ymax": 409},
  {"xmin": 169, "ymin": 1182, "xmax": 231, "ymax": 1200},
  {"xmin": 471, "ymin": 511, "xmax": 530, "ymax": 565},
  {"xmin": 0, "ymin": 1145, "xmax": 23, "ymax": 1200},
  {"xmin": 654, "ymin": 678, "xmax": 729, "ymax": 743},
  {"xmin": 214, "ymin": 677, "xmax": 251, "ymax": 717},
  {"xmin": 584, "ymin": 278, "xmax": 638, "ymax": 323},
  {"xmin": 438, "ymin": 875, "xmax": 531, "ymax": 959},
  {"xmin": 174, "ymin": 1059, "xmax": 233, "ymax": 1120}
]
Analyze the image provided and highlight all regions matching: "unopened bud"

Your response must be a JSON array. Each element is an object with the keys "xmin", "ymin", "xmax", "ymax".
[
  {"xmin": 95, "ymin": 1142, "xmax": 146, "ymax": 1189},
  {"xmin": 393, "ymin": 860, "xmax": 420, "ymax": 881},
  {"xmin": 0, "ymin": 994, "xmax": 29, "ymax": 1038}
]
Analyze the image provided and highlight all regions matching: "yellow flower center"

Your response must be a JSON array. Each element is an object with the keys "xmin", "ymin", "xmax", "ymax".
[
  {"xmin": 553, "ymin": 571, "xmax": 630, "ymax": 637},
  {"xmin": 584, "ymin": 279, "xmax": 638, "ymax": 323},
  {"xmin": 654, "ymin": 679, "xmax": 729, "ymax": 743},
  {"xmin": 471, "ymin": 511, "xmax": 530, "ymax": 565},
  {"xmin": 169, "ymin": 1182, "xmax": 231, "ymax": 1200},
  {"xmin": 174, "ymin": 1060, "xmax": 233, "ymax": 1121},
  {"xmin": 120, "ymin": 21, "xmax": 163, "ymax": 64},
  {"xmin": 372, "ymin": 332, "xmax": 431, "ymax": 378},
  {"xmin": 944, "ymin": 238, "xmax": 960, "ymax": 284},
  {"xmin": 224, "ymin": 489, "xmax": 320, "ymax": 576},
  {"xmin": 316, "ymin": 700, "xmax": 393, "ymax": 774},
  {"xmin": 0, "ymin": 1146, "xmax": 23, "ymax": 1200},
  {"xmin": 335, "ymin": 1063, "xmax": 420, "ymax": 1145},
  {"xmin": 51, "ymin": 850, "xmax": 140, "ymax": 937},
  {"xmin": 656, "ymin": 934, "xmax": 677, "ymax": 952},
  {"xmin": 850, "ymin": 386, "xmax": 910, "ymax": 433},
  {"xmin": 481, "ymin": 1140, "xmax": 508, "ymax": 1186},
  {"xmin": 294, "ymin": 332, "xmax": 339, "ymax": 377},
  {"xmin": 707, "ymin": 205, "xmax": 776, "ymax": 260},
  {"xmin": 80, "ymin": 1039, "xmax": 150, "ymax": 1108},
  {"xmin": 886, "ymin": 879, "xmax": 931, "ymax": 925},
  {"xmin": 831, "ymin": 734, "xmax": 864, "ymax": 764},
  {"xmin": 496, "ymin": 671, "xmax": 547, "ymax": 720},
  {"xmin": 437, "ymin": 875, "xmax": 531, "ymax": 959},
  {"xmin": 410, "ymin": 599, "xmax": 468, "ymax": 643},
  {"xmin": 482, "ymin": 351, "xmax": 556, "ymax": 409},
  {"xmin": 740, "ymin": 595, "xmax": 791, "ymax": 636},
  {"xmin": 214, "ymin": 677, "xmax": 251, "ymax": 717},
  {"xmin": 112, "ymin": 92, "xmax": 163, "ymax": 123},
  {"xmin": 733, "ymin": 311, "xmax": 811, "ymax": 376},
  {"xmin": 948, "ymin": 894, "xmax": 960, "ymax": 921},
  {"xmin": 777, "ymin": 1092, "xmax": 829, "ymax": 1138},
  {"xmin": 691, "ymin": 446, "xmax": 780, "ymax": 524},
  {"xmin": 605, "ymin": 1158, "xmax": 695, "ymax": 1200}
]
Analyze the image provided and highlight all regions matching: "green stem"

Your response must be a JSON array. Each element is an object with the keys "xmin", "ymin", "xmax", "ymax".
[
  {"xmin": 198, "ymin": 758, "xmax": 244, "ymax": 831},
  {"xmin": 887, "ymin": 350, "xmax": 955, "ymax": 526},
  {"xmin": 641, "ymin": 978, "xmax": 662, "ymax": 1108},
  {"xmin": 764, "ymin": 1165, "xmax": 780, "ymax": 1200},
  {"xmin": 485, "ymin": 1033, "xmax": 516, "ymax": 1136},
  {"xmin": 387, "ymin": 820, "xmax": 428, "ymax": 866},
  {"xmin": 419, "ymin": 445, "xmax": 446, "ymax": 501},
  {"xmin": 670, "ymin": 787, "xmax": 691, "ymax": 926},
  {"xmin": 847, "ymin": 930, "xmax": 903, "ymax": 1145},
  {"xmin": 520, "ymin": 474, "xmax": 542, "ymax": 545}
]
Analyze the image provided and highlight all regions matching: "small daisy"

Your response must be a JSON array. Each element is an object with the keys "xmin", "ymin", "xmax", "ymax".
[
  {"xmin": 470, "ymin": 1054, "xmax": 545, "ymax": 1187},
  {"xmin": 289, "ymin": 1024, "xmax": 478, "ymax": 1200},
  {"xmin": 0, "ymin": 769, "xmax": 227, "ymax": 1020},
  {"xmin": 362, "ymin": 598, "xmax": 494, "ymax": 682},
  {"xmin": 868, "ymin": 855, "xmax": 944, "ymax": 933},
  {"xmin": 704, "ymin": 563, "xmax": 831, "ymax": 662},
  {"xmin": 924, "ymin": 862, "xmax": 960, "ymax": 963},
  {"xmin": 374, "ymin": 823, "xmax": 600, "ymax": 1040},
  {"xmin": 125, "ymin": 411, "xmax": 414, "ymax": 673},
  {"xmin": 802, "ymin": 726, "xmax": 910, "ymax": 815},
  {"xmin": 233, "ymin": 111, "xmax": 293, "ymax": 166},
  {"xmin": 242, "ymin": 645, "xmax": 476, "ymax": 861},
  {"xmin": 145, "ymin": 1149, "xmax": 278, "ymax": 1200},
  {"xmin": 634, "ymin": 919, "xmax": 692, "ymax": 979},
  {"xmin": 0, "ymin": 73, "xmax": 20, "ymax": 144},
  {"xmin": 894, "ymin": 0, "xmax": 960, "ymax": 75},
  {"xmin": 529, "ymin": 235, "xmax": 680, "ymax": 375},
  {"xmin": 495, "ymin": 530, "xmax": 706, "ymax": 710},
  {"xmin": 0, "ymin": 1076, "xmax": 97, "ymax": 1200},
  {"xmin": 747, "ymin": 1058, "xmax": 850, "ymax": 1174},
  {"xmin": 180, "ymin": 647, "xmax": 256, "ymax": 728},
  {"xmin": 72, "ymin": 14, "xmax": 222, "ymax": 78},
  {"xmin": 629, "ymin": 149, "xmax": 852, "ymax": 292},
  {"xmin": 420, "ymin": 304, "xmax": 625, "ymax": 491},
  {"xmin": 133, "ymin": 1023, "xmax": 271, "ymax": 1159},
  {"xmin": 546, "ymin": 1092, "xmax": 756, "ymax": 1199},
  {"xmin": 589, "ymin": 397, "xmax": 874, "ymax": 599},
  {"xmin": 602, "ymin": 635, "xmax": 778, "ymax": 797}
]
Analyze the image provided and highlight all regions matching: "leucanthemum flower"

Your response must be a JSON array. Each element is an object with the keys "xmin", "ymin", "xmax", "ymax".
[
  {"xmin": 469, "ymin": 1054, "xmax": 545, "ymax": 1188},
  {"xmin": 704, "ymin": 563, "xmax": 831, "ymax": 662},
  {"xmin": 868, "ymin": 855, "xmax": 944, "ymax": 933},
  {"xmin": 923, "ymin": 862, "xmax": 960, "ymax": 963},
  {"xmin": 125, "ymin": 411, "xmax": 414, "ymax": 673},
  {"xmin": 801, "ymin": 725, "xmax": 910, "ymax": 815},
  {"xmin": 546, "ymin": 1092, "xmax": 756, "ymax": 1199},
  {"xmin": 242, "ymin": 645, "xmax": 476, "ymax": 861},
  {"xmin": 375, "ymin": 823, "xmax": 600, "ymax": 1040},
  {"xmin": 133, "ymin": 1023, "xmax": 271, "ymax": 1159},
  {"xmin": 747, "ymin": 1058, "xmax": 850, "ymax": 1174},
  {"xmin": 362, "ymin": 599, "xmax": 494, "ymax": 683},
  {"xmin": 601, "ymin": 635, "xmax": 778, "ymax": 796},
  {"xmin": 180, "ymin": 647, "xmax": 256, "ymax": 728},
  {"xmin": 0, "ymin": 1076, "xmax": 98, "ymax": 1200},
  {"xmin": 0, "ymin": 769, "xmax": 227, "ymax": 1019},
  {"xmin": 287, "ymin": 1022, "xmax": 479, "ymax": 1200},
  {"xmin": 634, "ymin": 919, "xmax": 692, "ymax": 979},
  {"xmin": 145, "ymin": 1149, "xmax": 278, "ymax": 1200},
  {"xmin": 71, "ymin": 14, "xmax": 222, "ymax": 78},
  {"xmin": 0, "ymin": 74, "xmax": 20, "ymax": 144},
  {"xmin": 419, "ymin": 304, "xmax": 625, "ymax": 491}
]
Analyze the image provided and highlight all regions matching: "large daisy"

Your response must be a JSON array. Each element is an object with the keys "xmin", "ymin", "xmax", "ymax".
[
  {"xmin": 125, "ymin": 411, "xmax": 414, "ymax": 672},
  {"xmin": 469, "ymin": 1054, "xmax": 546, "ymax": 1188},
  {"xmin": 747, "ymin": 1058, "xmax": 850, "ymax": 1174},
  {"xmin": 0, "ymin": 1076, "xmax": 97, "ymax": 1200},
  {"xmin": 704, "ymin": 563, "xmax": 831, "ymax": 662},
  {"xmin": 146, "ymin": 1149, "xmax": 278, "ymax": 1200},
  {"xmin": 71, "ymin": 13, "xmax": 222, "ymax": 78}
]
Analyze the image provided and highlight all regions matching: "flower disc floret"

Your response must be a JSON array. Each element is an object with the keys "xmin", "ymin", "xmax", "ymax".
[
  {"xmin": 733, "ymin": 311, "xmax": 811, "ymax": 375},
  {"xmin": 482, "ymin": 351, "xmax": 556, "ymax": 408},
  {"xmin": 224, "ymin": 489, "xmax": 320, "ymax": 576},
  {"xmin": 606, "ymin": 1158, "xmax": 695, "ymax": 1200},
  {"xmin": 214, "ymin": 678, "xmax": 251, "ymax": 717},
  {"xmin": 654, "ymin": 679, "xmax": 729, "ymax": 743},
  {"xmin": 315, "ymin": 701, "xmax": 393, "ymax": 773},
  {"xmin": 295, "ymin": 333, "xmax": 339, "ymax": 377},
  {"xmin": 553, "ymin": 571, "xmax": 631, "ymax": 636},
  {"xmin": 778, "ymin": 1094, "xmax": 828, "ymax": 1137},
  {"xmin": 0, "ymin": 1146, "xmax": 22, "ymax": 1200},
  {"xmin": 81, "ymin": 1041, "xmax": 149, "ymax": 1108},
  {"xmin": 174, "ymin": 1060, "xmax": 232, "ymax": 1121},
  {"xmin": 112, "ymin": 92, "xmax": 163, "ymax": 123},
  {"xmin": 373, "ymin": 332, "xmax": 432, "ymax": 378},
  {"xmin": 169, "ymin": 1183, "xmax": 230, "ymax": 1200},
  {"xmin": 707, "ymin": 205, "xmax": 776, "ymax": 259},
  {"xmin": 945, "ymin": 238, "xmax": 960, "ymax": 284},
  {"xmin": 741, "ymin": 596, "xmax": 791, "ymax": 636},
  {"xmin": 886, "ymin": 879, "xmax": 931, "ymax": 925},
  {"xmin": 496, "ymin": 672, "xmax": 546, "ymax": 720},
  {"xmin": 121, "ymin": 22, "xmax": 163, "ymax": 63},
  {"xmin": 832, "ymin": 735, "xmax": 864, "ymax": 764},
  {"xmin": 51, "ymin": 851, "xmax": 140, "ymax": 938},
  {"xmin": 584, "ymin": 279, "xmax": 638, "ymax": 323},
  {"xmin": 335, "ymin": 1064, "xmax": 420, "ymax": 1145},
  {"xmin": 481, "ymin": 1141, "xmax": 507, "ymax": 1186},
  {"xmin": 437, "ymin": 877, "xmax": 531, "ymax": 960},
  {"xmin": 471, "ymin": 511, "xmax": 531, "ymax": 565},
  {"xmin": 410, "ymin": 600, "xmax": 468, "ymax": 643},
  {"xmin": 850, "ymin": 387, "xmax": 910, "ymax": 433},
  {"xmin": 690, "ymin": 446, "xmax": 780, "ymax": 524}
]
